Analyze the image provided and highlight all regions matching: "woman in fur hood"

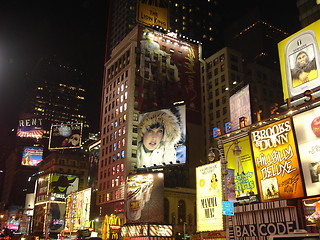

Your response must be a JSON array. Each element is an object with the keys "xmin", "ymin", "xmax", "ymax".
[{"xmin": 137, "ymin": 109, "xmax": 181, "ymax": 168}]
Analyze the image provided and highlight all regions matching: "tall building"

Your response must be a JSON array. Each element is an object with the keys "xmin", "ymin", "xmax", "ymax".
[
  {"xmin": 106, "ymin": 0, "xmax": 224, "ymax": 58},
  {"xmin": 98, "ymin": 24, "xmax": 205, "ymax": 226}
]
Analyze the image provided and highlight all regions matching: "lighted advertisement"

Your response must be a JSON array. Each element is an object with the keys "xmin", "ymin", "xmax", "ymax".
[
  {"xmin": 137, "ymin": 105, "xmax": 186, "ymax": 168},
  {"xmin": 17, "ymin": 115, "xmax": 44, "ymax": 139},
  {"xmin": 136, "ymin": 0, "xmax": 168, "ymax": 29},
  {"xmin": 35, "ymin": 174, "xmax": 50, "ymax": 203},
  {"xmin": 302, "ymin": 197, "xmax": 320, "ymax": 226},
  {"xmin": 101, "ymin": 214, "xmax": 121, "ymax": 240},
  {"xmin": 21, "ymin": 146, "xmax": 43, "ymax": 166},
  {"xmin": 65, "ymin": 188, "xmax": 91, "ymax": 231},
  {"xmin": 126, "ymin": 172, "xmax": 164, "ymax": 223},
  {"xmin": 137, "ymin": 26, "xmax": 201, "ymax": 124},
  {"xmin": 49, "ymin": 174, "xmax": 79, "ymax": 201},
  {"xmin": 49, "ymin": 202, "xmax": 66, "ymax": 233},
  {"xmin": 33, "ymin": 204, "xmax": 46, "ymax": 233},
  {"xmin": 196, "ymin": 162, "xmax": 223, "ymax": 232},
  {"xmin": 293, "ymin": 106, "xmax": 320, "ymax": 196},
  {"xmin": 229, "ymin": 85, "xmax": 251, "ymax": 131},
  {"xmin": 223, "ymin": 136, "xmax": 259, "ymax": 203},
  {"xmin": 49, "ymin": 123, "xmax": 82, "ymax": 150},
  {"xmin": 7, "ymin": 206, "xmax": 24, "ymax": 231},
  {"xmin": 250, "ymin": 118, "xmax": 305, "ymax": 202},
  {"xmin": 278, "ymin": 20, "xmax": 320, "ymax": 100}
]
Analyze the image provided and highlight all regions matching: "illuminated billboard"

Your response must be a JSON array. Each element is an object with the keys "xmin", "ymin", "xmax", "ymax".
[
  {"xmin": 137, "ymin": 26, "xmax": 201, "ymax": 124},
  {"xmin": 21, "ymin": 146, "xmax": 43, "ymax": 166},
  {"xmin": 278, "ymin": 20, "xmax": 320, "ymax": 100},
  {"xmin": 17, "ymin": 116, "xmax": 44, "ymax": 139},
  {"xmin": 65, "ymin": 188, "xmax": 91, "ymax": 231},
  {"xmin": 49, "ymin": 123, "xmax": 83, "ymax": 150},
  {"xmin": 229, "ymin": 85, "xmax": 251, "ymax": 131},
  {"xmin": 48, "ymin": 202, "xmax": 66, "ymax": 233},
  {"xmin": 35, "ymin": 174, "xmax": 50, "ymax": 203},
  {"xmin": 196, "ymin": 162, "xmax": 223, "ymax": 232},
  {"xmin": 137, "ymin": 105, "xmax": 186, "ymax": 168},
  {"xmin": 223, "ymin": 136, "xmax": 259, "ymax": 203},
  {"xmin": 136, "ymin": 0, "xmax": 169, "ymax": 29},
  {"xmin": 33, "ymin": 204, "xmax": 46, "ymax": 233},
  {"xmin": 302, "ymin": 197, "xmax": 320, "ymax": 226},
  {"xmin": 250, "ymin": 118, "xmax": 305, "ymax": 202},
  {"xmin": 293, "ymin": 106, "xmax": 320, "ymax": 196},
  {"xmin": 49, "ymin": 174, "xmax": 79, "ymax": 201},
  {"xmin": 126, "ymin": 172, "xmax": 164, "ymax": 223}
]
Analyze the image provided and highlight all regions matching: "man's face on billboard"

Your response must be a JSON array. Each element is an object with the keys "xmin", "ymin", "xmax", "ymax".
[
  {"xmin": 143, "ymin": 127, "xmax": 164, "ymax": 151},
  {"xmin": 297, "ymin": 52, "xmax": 308, "ymax": 67}
]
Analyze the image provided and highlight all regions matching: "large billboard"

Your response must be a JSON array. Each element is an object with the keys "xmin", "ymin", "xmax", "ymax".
[
  {"xmin": 136, "ymin": 26, "xmax": 201, "ymax": 124},
  {"xmin": 35, "ymin": 174, "xmax": 50, "ymax": 203},
  {"xmin": 250, "ymin": 118, "xmax": 305, "ymax": 202},
  {"xmin": 223, "ymin": 136, "xmax": 259, "ymax": 203},
  {"xmin": 49, "ymin": 174, "xmax": 79, "ymax": 201},
  {"xmin": 21, "ymin": 146, "xmax": 43, "ymax": 166},
  {"xmin": 48, "ymin": 202, "xmax": 66, "ymax": 233},
  {"xmin": 126, "ymin": 172, "xmax": 164, "ymax": 223},
  {"xmin": 17, "ymin": 115, "xmax": 44, "ymax": 139},
  {"xmin": 49, "ymin": 123, "xmax": 83, "ymax": 150},
  {"xmin": 196, "ymin": 162, "xmax": 223, "ymax": 232},
  {"xmin": 137, "ymin": 105, "xmax": 186, "ymax": 168},
  {"xmin": 229, "ymin": 85, "xmax": 251, "ymax": 131},
  {"xmin": 293, "ymin": 106, "xmax": 320, "ymax": 196},
  {"xmin": 136, "ymin": 0, "xmax": 169, "ymax": 29},
  {"xmin": 278, "ymin": 20, "xmax": 320, "ymax": 100},
  {"xmin": 65, "ymin": 188, "xmax": 91, "ymax": 231}
]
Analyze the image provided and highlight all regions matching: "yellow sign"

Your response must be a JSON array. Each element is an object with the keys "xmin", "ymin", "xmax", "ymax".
[
  {"xmin": 136, "ymin": 0, "xmax": 169, "ymax": 29},
  {"xmin": 250, "ymin": 118, "xmax": 305, "ymax": 202},
  {"xmin": 278, "ymin": 20, "xmax": 320, "ymax": 100},
  {"xmin": 223, "ymin": 136, "xmax": 258, "ymax": 202},
  {"xmin": 196, "ymin": 162, "xmax": 223, "ymax": 232}
]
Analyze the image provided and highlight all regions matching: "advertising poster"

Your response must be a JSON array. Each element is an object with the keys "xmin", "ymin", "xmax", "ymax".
[
  {"xmin": 126, "ymin": 172, "xmax": 164, "ymax": 223},
  {"xmin": 49, "ymin": 202, "xmax": 66, "ymax": 233},
  {"xmin": 35, "ymin": 174, "xmax": 50, "ymax": 203},
  {"xmin": 196, "ymin": 162, "xmax": 223, "ymax": 232},
  {"xmin": 137, "ymin": 105, "xmax": 186, "ymax": 168},
  {"xmin": 49, "ymin": 174, "xmax": 79, "ymax": 201},
  {"xmin": 278, "ymin": 20, "xmax": 320, "ymax": 100},
  {"xmin": 17, "ymin": 115, "xmax": 44, "ymax": 139},
  {"xmin": 137, "ymin": 26, "xmax": 201, "ymax": 124},
  {"xmin": 49, "ymin": 123, "xmax": 82, "ymax": 150},
  {"xmin": 250, "ymin": 118, "xmax": 305, "ymax": 202},
  {"xmin": 65, "ymin": 188, "xmax": 91, "ymax": 231},
  {"xmin": 229, "ymin": 85, "xmax": 252, "ymax": 131},
  {"xmin": 293, "ymin": 106, "xmax": 320, "ymax": 196},
  {"xmin": 21, "ymin": 146, "xmax": 43, "ymax": 166},
  {"xmin": 302, "ymin": 197, "xmax": 320, "ymax": 226},
  {"xmin": 223, "ymin": 136, "xmax": 259, "ymax": 203},
  {"xmin": 136, "ymin": 0, "xmax": 168, "ymax": 29},
  {"xmin": 33, "ymin": 204, "xmax": 46, "ymax": 233}
]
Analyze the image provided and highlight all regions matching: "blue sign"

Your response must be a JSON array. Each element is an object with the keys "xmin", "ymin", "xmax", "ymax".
[{"xmin": 222, "ymin": 201, "xmax": 234, "ymax": 216}]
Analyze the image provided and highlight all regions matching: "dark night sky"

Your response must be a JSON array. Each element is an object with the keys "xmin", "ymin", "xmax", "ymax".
[{"xmin": 0, "ymin": 0, "xmax": 301, "ymax": 140}]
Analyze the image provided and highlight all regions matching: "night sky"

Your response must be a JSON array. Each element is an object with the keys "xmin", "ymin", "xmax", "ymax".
[{"xmin": 0, "ymin": 0, "xmax": 301, "ymax": 141}]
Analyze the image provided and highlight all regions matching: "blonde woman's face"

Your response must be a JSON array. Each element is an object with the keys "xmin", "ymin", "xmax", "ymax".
[{"xmin": 143, "ymin": 127, "xmax": 164, "ymax": 151}]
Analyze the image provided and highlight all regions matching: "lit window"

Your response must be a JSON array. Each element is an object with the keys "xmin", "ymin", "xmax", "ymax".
[
  {"xmin": 124, "ymin": 103, "xmax": 127, "ymax": 111},
  {"xmin": 122, "ymin": 138, "xmax": 126, "ymax": 147}
]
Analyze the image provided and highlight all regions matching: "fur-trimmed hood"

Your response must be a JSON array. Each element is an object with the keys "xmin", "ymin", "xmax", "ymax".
[{"xmin": 138, "ymin": 110, "xmax": 181, "ymax": 146}]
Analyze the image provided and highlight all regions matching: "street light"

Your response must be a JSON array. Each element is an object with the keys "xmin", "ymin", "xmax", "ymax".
[{"xmin": 207, "ymin": 147, "xmax": 223, "ymax": 162}]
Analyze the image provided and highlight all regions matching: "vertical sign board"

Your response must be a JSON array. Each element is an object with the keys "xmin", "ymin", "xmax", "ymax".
[
  {"xmin": 229, "ymin": 85, "xmax": 252, "ymax": 131},
  {"xmin": 292, "ymin": 106, "xmax": 320, "ymax": 197},
  {"xmin": 302, "ymin": 197, "xmax": 320, "ymax": 226},
  {"xmin": 223, "ymin": 136, "xmax": 259, "ymax": 203},
  {"xmin": 278, "ymin": 20, "xmax": 320, "ymax": 101},
  {"xmin": 250, "ymin": 118, "xmax": 305, "ymax": 202},
  {"xmin": 126, "ymin": 172, "xmax": 164, "ymax": 223},
  {"xmin": 196, "ymin": 162, "xmax": 223, "ymax": 232}
]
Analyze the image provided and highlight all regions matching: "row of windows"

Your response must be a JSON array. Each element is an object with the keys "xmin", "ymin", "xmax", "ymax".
[
  {"xmin": 106, "ymin": 51, "xmax": 130, "ymax": 80},
  {"xmin": 99, "ymin": 163, "xmax": 125, "ymax": 179},
  {"xmin": 98, "ymin": 189, "xmax": 124, "ymax": 203}
]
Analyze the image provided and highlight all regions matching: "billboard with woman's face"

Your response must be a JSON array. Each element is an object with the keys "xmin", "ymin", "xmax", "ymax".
[{"xmin": 136, "ymin": 105, "xmax": 186, "ymax": 168}]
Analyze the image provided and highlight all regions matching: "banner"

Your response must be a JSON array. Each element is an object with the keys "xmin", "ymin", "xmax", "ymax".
[
  {"xmin": 250, "ymin": 118, "xmax": 305, "ymax": 202},
  {"xmin": 21, "ymin": 146, "xmax": 43, "ymax": 166},
  {"xmin": 196, "ymin": 162, "xmax": 223, "ymax": 232}
]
